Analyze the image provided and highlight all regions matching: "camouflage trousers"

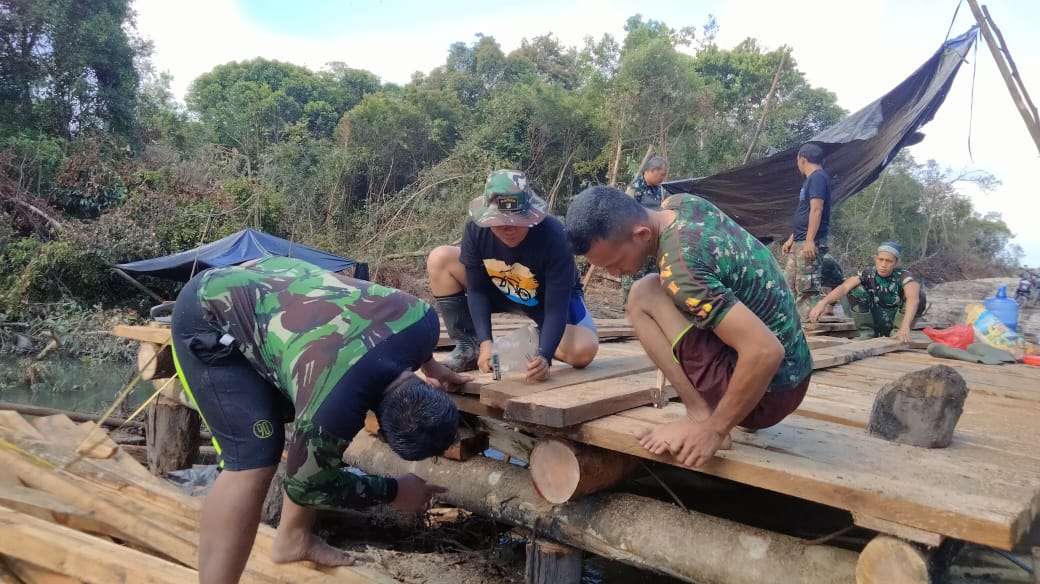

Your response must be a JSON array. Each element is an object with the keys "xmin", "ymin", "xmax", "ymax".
[
  {"xmin": 848, "ymin": 286, "xmax": 915, "ymax": 338},
  {"xmin": 621, "ymin": 256, "xmax": 660, "ymax": 306},
  {"xmin": 783, "ymin": 241, "xmax": 826, "ymax": 320}
]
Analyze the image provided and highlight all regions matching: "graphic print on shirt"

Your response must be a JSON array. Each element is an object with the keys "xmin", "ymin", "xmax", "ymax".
[{"xmin": 483, "ymin": 258, "xmax": 539, "ymax": 306}]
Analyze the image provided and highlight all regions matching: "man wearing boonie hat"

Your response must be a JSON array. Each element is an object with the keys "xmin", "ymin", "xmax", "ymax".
[
  {"xmin": 425, "ymin": 170, "xmax": 599, "ymax": 382},
  {"xmin": 808, "ymin": 241, "xmax": 925, "ymax": 342}
]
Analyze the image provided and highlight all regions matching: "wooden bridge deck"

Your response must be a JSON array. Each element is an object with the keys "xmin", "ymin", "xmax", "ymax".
[{"xmin": 447, "ymin": 338, "xmax": 1040, "ymax": 552}]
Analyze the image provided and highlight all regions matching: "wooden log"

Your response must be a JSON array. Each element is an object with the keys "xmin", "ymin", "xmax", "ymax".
[
  {"xmin": 137, "ymin": 342, "xmax": 176, "ymax": 381},
  {"xmin": 0, "ymin": 402, "xmax": 145, "ymax": 433},
  {"xmin": 867, "ymin": 365, "xmax": 968, "ymax": 448},
  {"xmin": 344, "ymin": 431, "xmax": 858, "ymax": 584},
  {"xmin": 856, "ymin": 536, "xmax": 930, "ymax": 584},
  {"xmin": 441, "ymin": 427, "xmax": 489, "ymax": 462},
  {"xmin": 529, "ymin": 439, "xmax": 637, "ymax": 504},
  {"xmin": 145, "ymin": 395, "xmax": 201, "ymax": 476},
  {"xmin": 525, "ymin": 540, "xmax": 583, "ymax": 584}
]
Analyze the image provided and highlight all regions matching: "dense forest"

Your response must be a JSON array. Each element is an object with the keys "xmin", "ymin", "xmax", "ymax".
[{"xmin": 0, "ymin": 0, "xmax": 1022, "ymax": 328}]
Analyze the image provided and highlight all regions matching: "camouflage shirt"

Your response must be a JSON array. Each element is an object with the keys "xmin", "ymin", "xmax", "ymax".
[
  {"xmin": 198, "ymin": 257, "xmax": 431, "ymax": 508},
  {"xmin": 857, "ymin": 267, "xmax": 915, "ymax": 309},
  {"xmin": 626, "ymin": 174, "xmax": 664, "ymax": 209},
  {"xmin": 657, "ymin": 195, "xmax": 812, "ymax": 392}
]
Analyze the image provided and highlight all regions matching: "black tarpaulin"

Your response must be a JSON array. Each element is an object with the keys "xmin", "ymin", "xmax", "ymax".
[
  {"xmin": 115, "ymin": 228, "xmax": 368, "ymax": 281},
  {"xmin": 662, "ymin": 27, "xmax": 978, "ymax": 241}
]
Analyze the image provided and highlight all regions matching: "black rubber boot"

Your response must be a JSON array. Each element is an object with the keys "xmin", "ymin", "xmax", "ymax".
[{"xmin": 436, "ymin": 294, "xmax": 479, "ymax": 372}]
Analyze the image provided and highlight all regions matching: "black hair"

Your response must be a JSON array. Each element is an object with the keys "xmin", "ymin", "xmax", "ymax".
[
  {"xmin": 376, "ymin": 375, "xmax": 459, "ymax": 461},
  {"xmin": 797, "ymin": 143, "xmax": 825, "ymax": 164},
  {"xmin": 564, "ymin": 185, "xmax": 649, "ymax": 255}
]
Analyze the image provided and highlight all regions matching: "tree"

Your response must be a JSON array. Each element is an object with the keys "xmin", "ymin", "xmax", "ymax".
[{"xmin": 0, "ymin": 0, "xmax": 141, "ymax": 139}]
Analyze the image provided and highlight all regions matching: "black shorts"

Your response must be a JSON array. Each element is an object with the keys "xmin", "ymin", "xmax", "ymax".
[{"xmin": 171, "ymin": 273, "xmax": 440, "ymax": 471}]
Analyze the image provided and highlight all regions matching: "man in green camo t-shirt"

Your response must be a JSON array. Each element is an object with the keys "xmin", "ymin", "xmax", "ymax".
[
  {"xmin": 170, "ymin": 257, "xmax": 467, "ymax": 583},
  {"xmin": 566, "ymin": 187, "xmax": 812, "ymax": 468}
]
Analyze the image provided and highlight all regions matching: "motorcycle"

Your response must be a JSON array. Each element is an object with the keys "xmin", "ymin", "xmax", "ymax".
[{"xmin": 1016, "ymin": 277, "xmax": 1034, "ymax": 307}]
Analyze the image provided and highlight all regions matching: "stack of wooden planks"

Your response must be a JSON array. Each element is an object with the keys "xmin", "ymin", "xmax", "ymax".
[{"xmin": 0, "ymin": 411, "xmax": 398, "ymax": 584}]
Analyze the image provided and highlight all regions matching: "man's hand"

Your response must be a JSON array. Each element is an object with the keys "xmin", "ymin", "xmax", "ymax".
[
  {"xmin": 800, "ymin": 241, "xmax": 817, "ymax": 261},
  {"xmin": 421, "ymin": 359, "xmax": 472, "ymax": 392},
  {"xmin": 894, "ymin": 326, "xmax": 911, "ymax": 344},
  {"xmin": 781, "ymin": 236, "xmax": 794, "ymax": 255},
  {"xmin": 807, "ymin": 301, "xmax": 827, "ymax": 323},
  {"xmin": 391, "ymin": 474, "xmax": 447, "ymax": 514},
  {"xmin": 477, "ymin": 341, "xmax": 494, "ymax": 374},
  {"xmin": 526, "ymin": 355, "xmax": 550, "ymax": 382}
]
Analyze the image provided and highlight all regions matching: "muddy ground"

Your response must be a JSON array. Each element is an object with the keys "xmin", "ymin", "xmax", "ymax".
[{"xmin": 303, "ymin": 271, "xmax": 1036, "ymax": 584}]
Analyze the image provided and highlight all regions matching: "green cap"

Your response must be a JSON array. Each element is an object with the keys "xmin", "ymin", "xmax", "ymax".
[{"xmin": 468, "ymin": 170, "xmax": 548, "ymax": 228}]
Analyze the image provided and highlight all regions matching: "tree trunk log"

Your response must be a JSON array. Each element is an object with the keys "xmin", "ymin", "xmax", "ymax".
[
  {"xmin": 344, "ymin": 432, "xmax": 858, "ymax": 584},
  {"xmin": 146, "ymin": 395, "xmax": 201, "ymax": 476},
  {"xmin": 855, "ymin": 536, "xmax": 930, "ymax": 584},
  {"xmin": 525, "ymin": 540, "xmax": 583, "ymax": 584},
  {"xmin": 138, "ymin": 342, "xmax": 176, "ymax": 381},
  {"xmin": 529, "ymin": 439, "xmax": 636, "ymax": 503}
]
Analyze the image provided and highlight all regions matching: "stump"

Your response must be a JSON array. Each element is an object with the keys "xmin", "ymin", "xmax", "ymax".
[
  {"xmin": 529, "ymin": 438, "xmax": 636, "ymax": 504},
  {"xmin": 137, "ymin": 342, "xmax": 176, "ymax": 381},
  {"xmin": 525, "ymin": 540, "xmax": 583, "ymax": 584},
  {"xmin": 867, "ymin": 365, "xmax": 968, "ymax": 448},
  {"xmin": 145, "ymin": 394, "xmax": 202, "ymax": 476}
]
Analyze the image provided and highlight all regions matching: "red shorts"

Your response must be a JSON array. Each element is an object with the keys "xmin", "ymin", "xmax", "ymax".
[{"xmin": 672, "ymin": 325, "xmax": 810, "ymax": 430}]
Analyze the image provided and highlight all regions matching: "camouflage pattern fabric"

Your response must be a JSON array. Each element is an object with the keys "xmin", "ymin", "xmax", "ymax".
[
  {"xmin": 783, "ymin": 241, "xmax": 828, "ymax": 320},
  {"xmin": 658, "ymin": 195, "xmax": 812, "ymax": 392},
  {"xmin": 198, "ymin": 257, "xmax": 430, "ymax": 508},
  {"xmin": 848, "ymin": 267, "xmax": 917, "ymax": 338},
  {"xmin": 625, "ymin": 174, "xmax": 664, "ymax": 209},
  {"xmin": 620, "ymin": 255, "xmax": 659, "ymax": 305}
]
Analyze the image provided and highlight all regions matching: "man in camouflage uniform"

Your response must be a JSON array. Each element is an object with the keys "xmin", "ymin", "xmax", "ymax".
[
  {"xmin": 809, "ymin": 242, "xmax": 924, "ymax": 342},
  {"xmin": 621, "ymin": 156, "xmax": 669, "ymax": 304},
  {"xmin": 170, "ymin": 256, "xmax": 465, "ymax": 583},
  {"xmin": 566, "ymin": 186, "xmax": 812, "ymax": 469}
]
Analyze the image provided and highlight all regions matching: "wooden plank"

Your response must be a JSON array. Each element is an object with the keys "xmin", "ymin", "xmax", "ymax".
[
  {"xmin": 810, "ymin": 337, "xmax": 906, "ymax": 369},
  {"xmin": 0, "ymin": 505, "xmax": 198, "ymax": 583},
  {"xmin": 597, "ymin": 407, "xmax": 1038, "ymax": 550},
  {"xmin": 504, "ymin": 370, "xmax": 674, "ymax": 427},
  {"xmin": 806, "ymin": 336, "xmax": 853, "ymax": 350},
  {"xmin": 0, "ymin": 484, "xmax": 126, "ymax": 543},
  {"xmin": 4, "ymin": 559, "xmax": 81, "ymax": 584},
  {"xmin": 853, "ymin": 513, "xmax": 944, "ymax": 547},
  {"xmin": 479, "ymin": 353, "xmax": 655, "ymax": 410},
  {"xmin": 0, "ymin": 412, "xmax": 43, "ymax": 440},
  {"xmin": 28, "ymin": 416, "xmax": 116, "ymax": 460},
  {"xmin": 109, "ymin": 324, "xmax": 171, "ymax": 344}
]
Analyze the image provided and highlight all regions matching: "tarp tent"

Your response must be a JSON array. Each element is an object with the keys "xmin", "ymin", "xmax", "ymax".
[
  {"xmin": 663, "ymin": 27, "xmax": 978, "ymax": 242},
  {"xmin": 115, "ymin": 228, "xmax": 368, "ymax": 282}
]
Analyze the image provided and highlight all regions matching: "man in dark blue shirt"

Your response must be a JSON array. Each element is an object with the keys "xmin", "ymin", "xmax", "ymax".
[
  {"xmin": 781, "ymin": 142, "xmax": 832, "ymax": 319},
  {"xmin": 426, "ymin": 170, "xmax": 599, "ymax": 382}
]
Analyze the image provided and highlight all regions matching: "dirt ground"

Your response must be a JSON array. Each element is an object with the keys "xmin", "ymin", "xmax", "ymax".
[{"xmin": 334, "ymin": 266, "xmax": 1037, "ymax": 583}]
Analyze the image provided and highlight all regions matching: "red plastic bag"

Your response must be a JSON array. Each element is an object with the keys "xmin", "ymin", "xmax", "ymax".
[{"xmin": 922, "ymin": 324, "xmax": 975, "ymax": 350}]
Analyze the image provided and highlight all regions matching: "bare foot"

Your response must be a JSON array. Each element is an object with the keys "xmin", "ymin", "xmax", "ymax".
[
  {"xmin": 636, "ymin": 419, "xmax": 732, "ymax": 457},
  {"xmin": 270, "ymin": 531, "xmax": 355, "ymax": 567}
]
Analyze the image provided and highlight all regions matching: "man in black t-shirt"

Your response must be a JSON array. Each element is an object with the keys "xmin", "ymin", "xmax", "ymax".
[
  {"xmin": 426, "ymin": 170, "xmax": 599, "ymax": 382},
  {"xmin": 782, "ymin": 142, "xmax": 833, "ymax": 319}
]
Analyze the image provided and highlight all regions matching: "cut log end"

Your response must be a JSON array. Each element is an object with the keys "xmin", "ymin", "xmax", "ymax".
[
  {"xmin": 137, "ymin": 342, "xmax": 176, "ymax": 381},
  {"xmin": 525, "ymin": 540, "xmax": 583, "ymax": 584},
  {"xmin": 856, "ymin": 535, "xmax": 931, "ymax": 584},
  {"xmin": 529, "ymin": 438, "xmax": 635, "ymax": 504},
  {"xmin": 867, "ymin": 365, "xmax": 969, "ymax": 448}
]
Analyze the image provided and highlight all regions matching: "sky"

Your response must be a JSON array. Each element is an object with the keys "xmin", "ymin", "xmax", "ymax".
[{"xmin": 134, "ymin": 0, "xmax": 1040, "ymax": 265}]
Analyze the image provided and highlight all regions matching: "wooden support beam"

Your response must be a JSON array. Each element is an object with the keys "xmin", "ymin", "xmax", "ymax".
[
  {"xmin": 856, "ymin": 535, "xmax": 931, "ymax": 584},
  {"xmin": 146, "ymin": 395, "xmax": 202, "ymax": 476},
  {"xmin": 345, "ymin": 431, "xmax": 859, "ymax": 584},
  {"xmin": 529, "ymin": 439, "xmax": 637, "ymax": 503},
  {"xmin": 110, "ymin": 324, "xmax": 171, "ymax": 345},
  {"xmin": 525, "ymin": 540, "xmax": 583, "ymax": 584},
  {"xmin": 137, "ymin": 342, "xmax": 176, "ymax": 381}
]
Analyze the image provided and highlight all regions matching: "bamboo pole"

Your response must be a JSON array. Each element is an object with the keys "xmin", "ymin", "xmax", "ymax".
[{"xmin": 967, "ymin": 0, "xmax": 1040, "ymax": 155}]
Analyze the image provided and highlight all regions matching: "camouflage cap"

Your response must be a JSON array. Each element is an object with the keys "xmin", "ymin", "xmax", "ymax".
[{"xmin": 468, "ymin": 170, "xmax": 548, "ymax": 228}]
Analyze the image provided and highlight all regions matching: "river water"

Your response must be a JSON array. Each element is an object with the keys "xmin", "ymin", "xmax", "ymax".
[{"xmin": 0, "ymin": 354, "xmax": 143, "ymax": 413}]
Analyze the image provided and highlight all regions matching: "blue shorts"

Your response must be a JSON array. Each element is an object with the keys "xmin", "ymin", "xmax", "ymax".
[{"xmin": 485, "ymin": 290, "xmax": 596, "ymax": 333}]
